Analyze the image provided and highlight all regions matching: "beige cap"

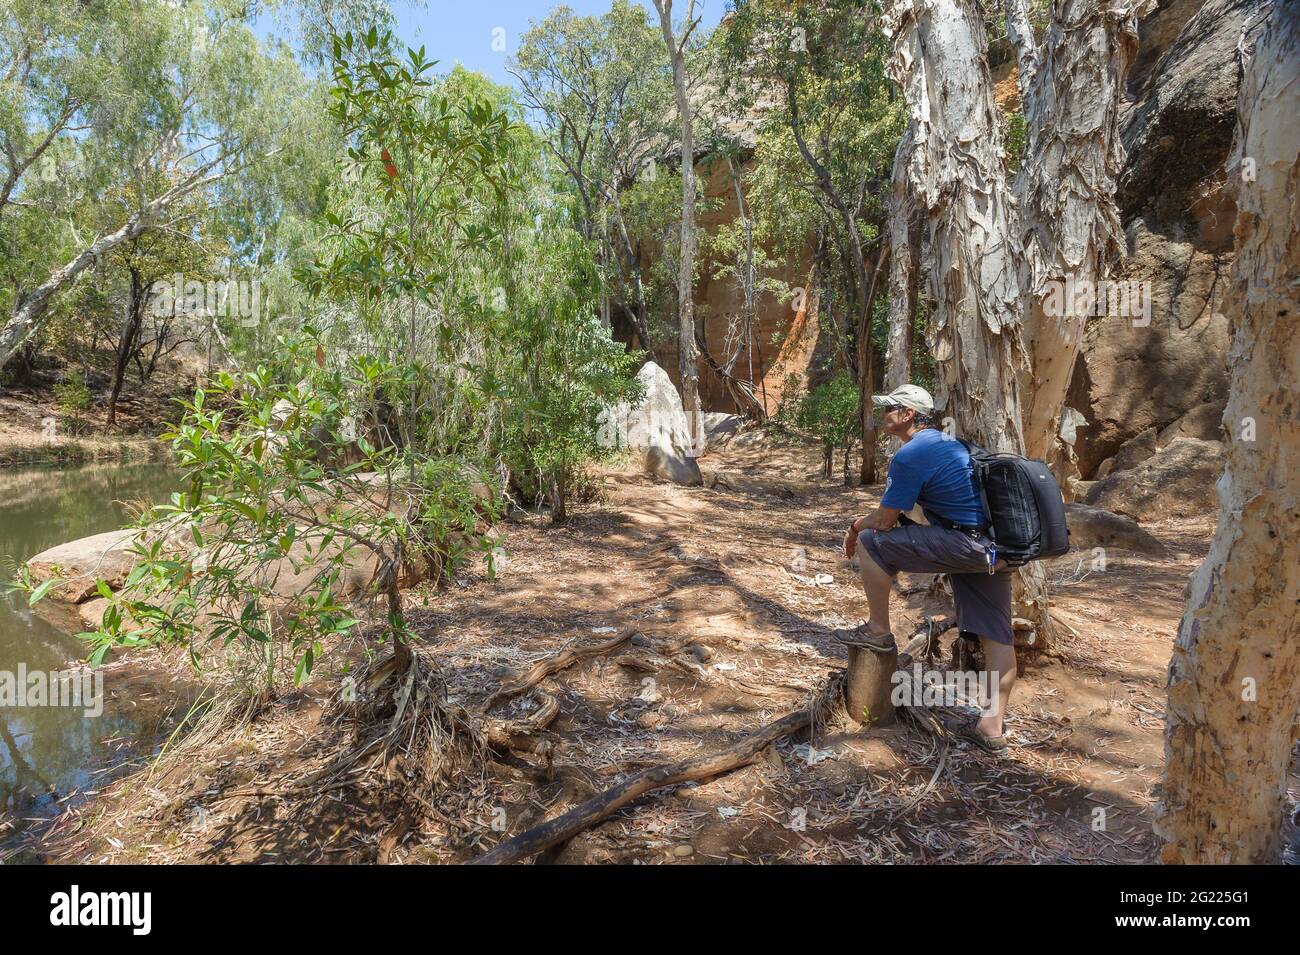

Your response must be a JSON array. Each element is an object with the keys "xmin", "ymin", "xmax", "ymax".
[{"xmin": 870, "ymin": 384, "xmax": 935, "ymax": 415}]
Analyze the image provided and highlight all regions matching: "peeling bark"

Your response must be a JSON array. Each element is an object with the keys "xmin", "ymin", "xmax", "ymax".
[
  {"xmin": 1013, "ymin": 0, "xmax": 1153, "ymax": 461},
  {"xmin": 883, "ymin": 0, "xmax": 1153, "ymax": 646},
  {"xmin": 1155, "ymin": 0, "xmax": 1300, "ymax": 864},
  {"xmin": 883, "ymin": 127, "xmax": 916, "ymax": 395}
]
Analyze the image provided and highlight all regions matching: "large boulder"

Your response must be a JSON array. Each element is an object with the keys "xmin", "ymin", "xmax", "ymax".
[
  {"xmin": 608, "ymin": 362, "xmax": 703, "ymax": 486},
  {"xmin": 26, "ymin": 529, "xmax": 140, "ymax": 603},
  {"xmin": 1083, "ymin": 437, "xmax": 1224, "ymax": 520},
  {"xmin": 1097, "ymin": 426, "xmax": 1159, "ymax": 478},
  {"xmin": 1065, "ymin": 503, "xmax": 1168, "ymax": 555},
  {"xmin": 702, "ymin": 412, "xmax": 744, "ymax": 447},
  {"xmin": 1156, "ymin": 399, "xmax": 1226, "ymax": 446}
]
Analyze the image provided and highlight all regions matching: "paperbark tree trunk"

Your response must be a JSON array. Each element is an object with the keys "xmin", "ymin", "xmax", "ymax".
[
  {"xmin": 654, "ymin": 0, "xmax": 703, "ymax": 452},
  {"xmin": 1155, "ymin": 0, "xmax": 1300, "ymax": 864},
  {"xmin": 1010, "ymin": 0, "xmax": 1149, "ymax": 461},
  {"xmin": 883, "ymin": 0, "xmax": 1152, "ymax": 647}
]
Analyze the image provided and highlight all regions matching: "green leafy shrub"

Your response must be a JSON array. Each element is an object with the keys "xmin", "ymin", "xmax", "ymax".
[
  {"xmin": 81, "ymin": 330, "xmax": 497, "ymax": 692},
  {"xmin": 53, "ymin": 374, "xmax": 92, "ymax": 435},
  {"xmin": 781, "ymin": 373, "xmax": 860, "ymax": 480}
]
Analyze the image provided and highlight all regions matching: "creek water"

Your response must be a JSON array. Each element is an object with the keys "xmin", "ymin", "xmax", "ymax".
[{"xmin": 0, "ymin": 461, "xmax": 180, "ymax": 854}]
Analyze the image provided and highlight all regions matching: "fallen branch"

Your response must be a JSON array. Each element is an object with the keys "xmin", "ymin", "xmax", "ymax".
[
  {"xmin": 897, "ymin": 616, "xmax": 956, "ymax": 669},
  {"xmin": 471, "ymin": 675, "xmax": 842, "ymax": 865},
  {"xmin": 483, "ymin": 690, "xmax": 560, "ymax": 757},
  {"xmin": 481, "ymin": 626, "xmax": 637, "ymax": 712}
]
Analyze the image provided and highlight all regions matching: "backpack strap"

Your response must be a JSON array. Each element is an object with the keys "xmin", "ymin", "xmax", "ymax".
[{"xmin": 955, "ymin": 437, "xmax": 995, "ymax": 539}]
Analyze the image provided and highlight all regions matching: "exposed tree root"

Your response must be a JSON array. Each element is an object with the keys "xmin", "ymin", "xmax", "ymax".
[
  {"xmin": 471, "ymin": 673, "xmax": 845, "ymax": 865},
  {"xmin": 480, "ymin": 626, "xmax": 638, "ymax": 711}
]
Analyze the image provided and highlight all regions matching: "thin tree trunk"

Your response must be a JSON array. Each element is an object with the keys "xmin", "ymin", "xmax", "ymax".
[
  {"xmin": 856, "ymin": 246, "xmax": 887, "ymax": 484},
  {"xmin": 1155, "ymin": 1, "xmax": 1300, "ymax": 864},
  {"xmin": 107, "ymin": 268, "xmax": 146, "ymax": 429},
  {"xmin": 654, "ymin": 0, "xmax": 703, "ymax": 453}
]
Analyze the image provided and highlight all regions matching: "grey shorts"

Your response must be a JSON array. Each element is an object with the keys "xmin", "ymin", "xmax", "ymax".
[{"xmin": 859, "ymin": 524, "xmax": 1013, "ymax": 645}]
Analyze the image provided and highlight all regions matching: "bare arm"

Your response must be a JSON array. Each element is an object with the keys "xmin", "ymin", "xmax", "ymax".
[{"xmin": 844, "ymin": 506, "xmax": 903, "ymax": 557}]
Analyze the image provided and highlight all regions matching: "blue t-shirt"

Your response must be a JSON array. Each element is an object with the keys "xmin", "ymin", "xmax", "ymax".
[{"xmin": 880, "ymin": 429, "xmax": 986, "ymax": 527}]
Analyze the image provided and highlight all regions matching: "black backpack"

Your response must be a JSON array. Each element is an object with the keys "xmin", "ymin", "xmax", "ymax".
[{"xmin": 957, "ymin": 439, "xmax": 1070, "ymax": 566}]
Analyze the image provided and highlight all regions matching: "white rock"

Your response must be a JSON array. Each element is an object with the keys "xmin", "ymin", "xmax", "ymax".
[{"xmin": 604, "ymin": 361, "xmax": 703, "ymax": 486}]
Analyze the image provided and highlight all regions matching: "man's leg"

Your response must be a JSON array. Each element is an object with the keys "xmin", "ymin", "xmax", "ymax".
[
  {"xmin": 856, "ymin": 533, "xmax": 896, "ymax": 637},
  {"xmin": 976, "ymin": 636, "xmax": 1016, "ymax": 740}
]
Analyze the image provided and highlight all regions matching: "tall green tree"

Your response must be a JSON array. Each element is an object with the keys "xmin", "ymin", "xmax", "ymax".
[
  {"xmin": 0, "ymin": 0, "xmax": 321, "ymax": 369},
  {"xmin": 721, "ymin": 0, "xmax": 903, "ymax": 480}
]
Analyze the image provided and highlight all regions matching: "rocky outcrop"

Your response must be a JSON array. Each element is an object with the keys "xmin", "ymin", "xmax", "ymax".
[
  {"xmin": 1069, "ymin": 0, "xmax": 1266, "ymax": 478},
  {"xmin": 607, "ymin": 361, "xmax": 703, "ymax": 485},
  {"xmin": 1094, "ymin": 399, "xmax": 1226, "ymax": 477},
  {"xmin": 1083, "ymin": 436, "xmax": 1224, "ymax": 520},
  {"xmin": 1065, "ymin": 502, "xmax": 1168, "ymax": 554}
]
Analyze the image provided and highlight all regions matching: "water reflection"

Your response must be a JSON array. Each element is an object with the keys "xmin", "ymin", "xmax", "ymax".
[{"xmin": 0, "ymin": 462, "xmax": 178, "ymax": 843}]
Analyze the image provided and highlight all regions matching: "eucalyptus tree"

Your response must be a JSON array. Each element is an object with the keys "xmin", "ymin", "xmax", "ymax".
[
  {"xmin": 0, "ymin": 0, "xmax": 321, "ymax": 369},
  {"xmin": 720, "ymin": 0, "xmax": 903, "ymax": 481},
  {"xmin": 651, "ymin": 0, "xmax": 705, "ymax": 447},
  {"xmin": 510, "ymin": 0, "xmax": 673, "ymax": 359},
  {"xmin": 101, "ymin": 175, "xmax": 218, "ymax": 427}
]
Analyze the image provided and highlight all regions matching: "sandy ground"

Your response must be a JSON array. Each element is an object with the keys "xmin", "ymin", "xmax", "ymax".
[{"xmin": 15, "ymin": 432, "xmax": 1293, "ymax": 865}]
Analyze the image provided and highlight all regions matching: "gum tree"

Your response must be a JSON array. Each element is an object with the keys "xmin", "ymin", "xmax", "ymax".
[
  {"xmin": 882, "ymin": 0, "xmax": 1153, "ymax": 643},
  {"xmin": 652, "ymin": 0, "xmax": 704, "ymax": 449},
  {"xmin": 721, "ymin": 0, "xmax": 904, "ymax": 480},
  {"xmin": 0, "ymin": 0, "xmax": 316, "ymax": 369},
  {"xmin": 1155, "ymin": 0, "xmax": 1299, "ymax": 864}
]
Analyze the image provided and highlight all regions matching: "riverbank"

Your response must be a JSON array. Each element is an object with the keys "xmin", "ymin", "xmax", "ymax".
[
  {"xmin": 0, "ymin": 354, "xmax": 194, "ymax": 467},
  {"xmin": 11, "ymin": 438, "xmax": 1271, "ymax": 865},
  {"xmin": 0, "ymin": 432, "xmax": 169, "ymax": 468}
]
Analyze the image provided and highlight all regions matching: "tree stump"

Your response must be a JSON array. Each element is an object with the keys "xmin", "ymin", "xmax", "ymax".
[{"xmin": 841, "ymin": 636, "xmax": 897, "ymax": 727}]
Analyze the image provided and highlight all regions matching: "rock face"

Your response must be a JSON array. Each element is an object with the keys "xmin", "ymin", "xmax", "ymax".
[
  {"xmin": 1065, "ymin": 503, "xmax": 1168, "ymax": 555},
  {"xmin": 608, "ymin": 362, "xmax": 703, "ymax": 486},
  {"xmin": 1083, "ymin": 436, "xmax": 1225, "ymax": 520},
  {"xmin": 1068, "ymin": 0, "xmax": 1266, "ymax": 478}
]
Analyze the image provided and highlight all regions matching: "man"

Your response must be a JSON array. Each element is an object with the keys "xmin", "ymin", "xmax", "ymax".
[{"xmin": 841, "ymin": 383, "xmax": 1013, "ymax": 753}]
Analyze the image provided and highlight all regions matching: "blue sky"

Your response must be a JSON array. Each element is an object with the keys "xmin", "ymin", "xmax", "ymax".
[{"xmin": 259, "ymin": 1, "xmax": 731, "ymax": 87}]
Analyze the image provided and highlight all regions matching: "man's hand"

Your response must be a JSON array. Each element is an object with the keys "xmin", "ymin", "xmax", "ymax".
[
  {"xmin": 844, "ymin": 507, "xmax": 905, "ymax": 558},
  {"xmin": 843, "ymin": 517, "xmax": 864, "ymax": 558}
]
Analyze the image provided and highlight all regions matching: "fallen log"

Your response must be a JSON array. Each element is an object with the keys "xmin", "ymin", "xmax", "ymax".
[
  {"xmin": 471, "ymin": 676, "xmax": 842, "ymax": 865},
  {"xmin": 481, "ymin": 627, "xmax": 637, "ymax": 712}
]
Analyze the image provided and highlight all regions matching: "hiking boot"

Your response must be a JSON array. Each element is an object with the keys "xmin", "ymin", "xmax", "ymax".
[{"xmin": 833, "ymin": 622, "xmax": 896, "ymax": 652}]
